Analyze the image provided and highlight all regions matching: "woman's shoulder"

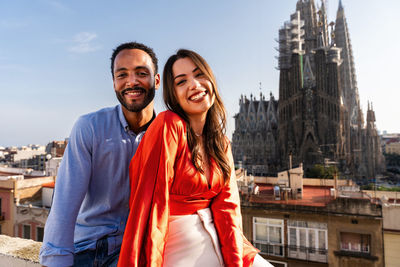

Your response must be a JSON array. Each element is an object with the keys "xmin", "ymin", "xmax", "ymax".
[
  {"xmin": 163, "ymin": 110, "xmax": 186, "ymax": 125},
  {"xmin": 148, "ymin": 110, "xmax": 186, "ymax": 135}
]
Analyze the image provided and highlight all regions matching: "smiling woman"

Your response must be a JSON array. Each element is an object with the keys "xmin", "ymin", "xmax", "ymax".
[
  {"xmin": 118, "ymin": 49, "xmax": 272, "ymax": 267},
  {"xmin": 172, "ymin": 57, "xmax": 215, "ymax": 124},
  {"xmin": 163, "ymin": 50, "xmax": 231, "ymax": 180}
]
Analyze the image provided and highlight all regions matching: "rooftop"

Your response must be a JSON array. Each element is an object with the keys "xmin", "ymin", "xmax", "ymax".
[{"xmin": 250, "ymin": 184, "xmax": 334, "ymax": 207}]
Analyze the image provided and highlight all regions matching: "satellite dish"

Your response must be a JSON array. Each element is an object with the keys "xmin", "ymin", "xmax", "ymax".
[{"xmin": 46, "ymin": 154, "xmax": 52, "ymax": 160}]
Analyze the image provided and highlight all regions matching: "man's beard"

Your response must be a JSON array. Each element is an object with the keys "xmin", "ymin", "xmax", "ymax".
[{"xmin": 115, "ymin": 85, "xmax": 155, "ymax": 112}]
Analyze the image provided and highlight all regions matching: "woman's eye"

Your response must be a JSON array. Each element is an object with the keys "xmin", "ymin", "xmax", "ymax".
[
  {"xmin": 195, "ymin": 72, "xmax": 204, "ymax": 78},
  {"xmin": 176, "ymin": 79, "xmax": 186, "ymax": 86}
]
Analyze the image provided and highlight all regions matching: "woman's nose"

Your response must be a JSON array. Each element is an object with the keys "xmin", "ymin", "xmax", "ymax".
[{"xmin": 188, "ymin": 78, "xmax": 200, "ymax": 90}]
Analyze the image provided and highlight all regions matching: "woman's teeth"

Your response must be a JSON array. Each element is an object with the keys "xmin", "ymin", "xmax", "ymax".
[{"xmin": 190, "ymin": 92, "xmax": 206, "ymax": 100}]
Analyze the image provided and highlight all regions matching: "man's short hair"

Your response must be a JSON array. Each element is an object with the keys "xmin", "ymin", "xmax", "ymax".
[{"xmin": 110, "ymin": 42, "xmax": 158, "ymax": 77}]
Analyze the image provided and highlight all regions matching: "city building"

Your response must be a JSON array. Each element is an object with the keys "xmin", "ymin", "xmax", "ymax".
[
  {"xmin": 45, "ymin": 157, "xmax": 62, "ymax": 177},
  {"xmin": 14, "ymin": 181, "xmax": 54, "ymax": 242},
  {"xmin": 0, "ymin": 141, "xmax": 67, "ymax": 173},
  {"xmin": 232, "ymin": 0, "xmax": 385, "ymax": 180},
  {"xmin": 238, "ymin": 168, "xmax": 384, "ymax": 267},
  {"xmin": 380, "ymin": 133, "xmax": 400, "ymax": 154},
  {"xmin": 45, "ymin": 140, "xmax": 68, "ymax": 158},
  {"xmin": 20, "ymin": 154, "xmax": 47, "ymax": 172},
  {"xmin": 381, "ymin": 198, "xmax": 400, "ymax": 267},
  {"xmin": 385, "ymin": 142, "xmax": 400, "ymax": 155},
  {"xmin": 0, "ymin": 172, "xmax": 54, "ymax": 241},
  {"xmin": 9, "ymin": 145, "xmax": 46, "ymax": 166}
]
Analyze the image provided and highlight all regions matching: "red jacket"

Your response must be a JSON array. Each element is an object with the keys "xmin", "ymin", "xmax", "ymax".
[{"xmin": 118, "ymin": 111, "xmax": 258, "ymax": 267}]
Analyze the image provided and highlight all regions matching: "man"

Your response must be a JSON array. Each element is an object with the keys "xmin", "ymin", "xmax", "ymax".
[{"xmin": 40, "ymin": 42, "xmax": 160, "ymax": 267}]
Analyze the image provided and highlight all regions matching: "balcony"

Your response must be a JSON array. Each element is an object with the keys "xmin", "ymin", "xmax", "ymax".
[
  {"xmin": 288, "ymin": 245, "xmax": 328, "ymax": 263},
  {"xmin": 334, "ymin": 250, "xmax": 378, "ymax": 261},
  {"xmin": 254, "ymin": 242, "xmax": 284, "ymax": 257}
]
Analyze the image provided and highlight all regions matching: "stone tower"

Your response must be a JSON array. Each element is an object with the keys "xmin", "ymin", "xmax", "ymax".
[
  {"xmin": 232, "ymin": 0, "xmax": 385, "ymax": 179},
  {"xmin": 274, "ymin": 0, "xmax": 384, "ymax": 178},
  {"xmin": 277, "ymin": 0, "xmax": 345, "ymax": 172}
]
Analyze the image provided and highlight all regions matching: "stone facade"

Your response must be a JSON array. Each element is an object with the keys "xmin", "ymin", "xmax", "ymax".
[
  {"xmin": 232, "ymin": 93, "xmax": 279, "ymax": 176},
  {"xmin": 232, "ymin": 0, "xmax": 385, "ymax": 179}
]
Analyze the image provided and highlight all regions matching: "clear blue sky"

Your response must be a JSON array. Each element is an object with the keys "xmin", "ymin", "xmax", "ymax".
[{"xmin": 1, "ymin": 0, "xmax": 399, "ymax": 147}]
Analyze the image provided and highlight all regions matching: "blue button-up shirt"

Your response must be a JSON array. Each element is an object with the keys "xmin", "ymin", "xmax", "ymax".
[{"xmin": 40, "ymin": 105, "xmax": 151, "ymax": 267}]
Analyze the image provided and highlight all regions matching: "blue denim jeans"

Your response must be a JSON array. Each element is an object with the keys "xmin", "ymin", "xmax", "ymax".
[{"xmin": 73, "ymin": 237, "xmax": 120, "ymax": 267}]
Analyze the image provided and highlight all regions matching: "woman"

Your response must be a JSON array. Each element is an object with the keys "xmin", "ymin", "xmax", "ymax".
[{"xmin": 118, "ymin": 49, "xmax": 270, "ymax": 267}]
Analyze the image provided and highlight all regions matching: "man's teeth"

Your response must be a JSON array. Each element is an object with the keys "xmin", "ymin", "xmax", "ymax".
[
  {"xmin": 190, "ymin": 92, "xmax": 206, "ymax": 100},
  {"xmin": 126, "ymin": 91, "xmax": 141, "ymax": 96}
]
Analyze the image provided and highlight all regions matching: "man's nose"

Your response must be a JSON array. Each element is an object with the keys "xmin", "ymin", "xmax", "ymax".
[{"xmin": 126, "ymin": 75, "xmax": 139, "ymax": 87}]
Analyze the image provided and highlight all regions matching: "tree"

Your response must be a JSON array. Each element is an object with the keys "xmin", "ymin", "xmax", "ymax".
[{"xmin": 305, "ymin": 164, "xmax": 339, "ymax": 179}]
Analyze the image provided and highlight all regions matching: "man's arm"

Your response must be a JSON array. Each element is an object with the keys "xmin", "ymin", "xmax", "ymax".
[{"xmin": 39, "ymin": 116, "xmax": 93, "ymax": 267}]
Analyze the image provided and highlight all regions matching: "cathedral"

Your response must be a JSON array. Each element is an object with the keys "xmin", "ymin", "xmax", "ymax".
[{"xmin": 232, "ymin": 0, "xmax": 385, "ymax": 179}]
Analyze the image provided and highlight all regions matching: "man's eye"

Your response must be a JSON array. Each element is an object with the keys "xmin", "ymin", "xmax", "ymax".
[
  {"xmin": 117, "ymin": 73, "xmax": 127, "ymax": 78},
  {"xmin": 137, "ymin": 72, "xmax": 148, "ymax": 77}
]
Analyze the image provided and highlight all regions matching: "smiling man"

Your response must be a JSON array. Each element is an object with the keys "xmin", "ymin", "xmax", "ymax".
[{"xmin": 40, "ymin": 42, "xmax": 160, "ymax": 267}]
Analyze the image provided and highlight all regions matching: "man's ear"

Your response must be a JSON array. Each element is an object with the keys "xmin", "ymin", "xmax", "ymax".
[{"xmin": 154, "ymin": 73, "xmax": 161, "ymax": 90}]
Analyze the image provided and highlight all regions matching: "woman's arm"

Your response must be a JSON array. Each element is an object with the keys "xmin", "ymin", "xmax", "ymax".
[
  {"xmin": 211, "ymin": 142, "xmax": 259, "ymax": 267},
  {"xmin": 211, "ymin": 143, "xmax": 244, "ymax": 267},
  {"xmin": 118, "ymin": 111, "xmax": 183, "ymax": 267}
]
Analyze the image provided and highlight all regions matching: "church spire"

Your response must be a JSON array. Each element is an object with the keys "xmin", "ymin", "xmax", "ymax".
[
  {"xmin": 295, "ymin": 0, "xmax": 317, "ymax": 53},
  {"xmin": 338, "ymin": 0, "xmax": 344, "ymax": 11},
  {"xmin": 335, "ymin": 0, "xmax": 360, "ymax": 127},
  {"xmin": 320, "ymin": 0, "xmax": 329, "ymax": 46}
]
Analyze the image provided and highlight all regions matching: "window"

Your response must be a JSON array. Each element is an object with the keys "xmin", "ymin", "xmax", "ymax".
[
  {"xmin": 23, "ymin": 225, "xmax": 31, "ymax": 239},
  {"xmin": 36, "ymin": 226, "xmax": 44, "ymax": 242},
  {"xmin": 253, "ymin": 217, "xmax": 284, "ymax": 257},
  {"xmin": 340, "ymin": 232, "xmax": 370, "ymax": 253},
  {"xmin": 288, "ymin": 220, "xmax": 328, "ymax": 263}
]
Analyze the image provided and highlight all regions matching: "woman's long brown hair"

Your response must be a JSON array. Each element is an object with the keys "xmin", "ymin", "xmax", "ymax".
[{"xmin": 163, "ymin": 49, "xmax": 231, "ymax": 183}]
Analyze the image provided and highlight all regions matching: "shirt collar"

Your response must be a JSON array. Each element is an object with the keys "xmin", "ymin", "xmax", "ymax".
[
  {"xmin": 117, "ymin": 104, "xmax": 156, "ymax": 133},
  {"xmin": 118, "ymin": 104, "xmax": 130, "ymax": 132}
]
